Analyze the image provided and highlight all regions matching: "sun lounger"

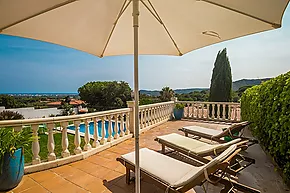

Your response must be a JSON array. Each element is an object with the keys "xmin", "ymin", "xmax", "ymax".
[
  {"xmin": 117, "ymin": 145, "xmax": 260, "ymax": 193},
  {"xmin": 179, "ymin": 121, "xmax": 257, "ymax": 146},
  {"xmin": 155, "ymin": 133, "xmax": 255, "ymax": 175}
]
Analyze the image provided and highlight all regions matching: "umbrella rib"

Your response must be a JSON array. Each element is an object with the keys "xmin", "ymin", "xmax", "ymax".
[
  {"xmin": 200, "ymin": 0, "xmax": 281, "ymax": 28},
  {"xmin": 141, "ymin": 0, "xmax": 182, "ymax": 56},
  {"xmin": 100, "ymin": 0, "xmax": 131, "ymax": 58},
  {"xmin": 0, "ymin": 0, "xmax": 77, "ymax": 32}
]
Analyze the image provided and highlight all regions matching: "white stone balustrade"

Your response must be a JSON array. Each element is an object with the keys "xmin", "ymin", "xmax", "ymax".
[
  {"xmin": 0, "ymin": 100, "xmax": 239, "ymax": 174},
  {"xmin": 177, "ymin": 101, "xmax": 241, "ymax": 122},
  {"xmin": 0, "ymin": 107, "xmax": 132, "ymax": 173},
  {"xmin": 138, "ymin": 101, "xmax": 175, "ymax": 133}
]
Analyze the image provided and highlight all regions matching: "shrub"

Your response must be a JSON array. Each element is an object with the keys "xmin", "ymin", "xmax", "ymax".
[
  {"xmin": 241, "ymin": 71, "xmax": 290, "ymax": 182},
  {"xmin": 0, "ymin": 110, "xmax": 24, "ymax": 120},
  {"xmin": 175, "ymin": 103, "xmax": 185, "ymax": 110}
]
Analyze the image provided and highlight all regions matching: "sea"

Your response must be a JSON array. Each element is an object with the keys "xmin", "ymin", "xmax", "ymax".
[{"xmin": 0, "ymin": 93, "xmax": 78, "ymax": 97}]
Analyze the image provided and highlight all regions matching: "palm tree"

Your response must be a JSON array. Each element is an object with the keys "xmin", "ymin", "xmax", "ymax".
[{"xmin": 160, "ymin": 87, "xmax": 174, "ymax": 102}]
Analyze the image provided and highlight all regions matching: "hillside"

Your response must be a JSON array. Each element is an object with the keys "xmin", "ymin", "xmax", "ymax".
[
  {"xmin": 232, "ymin": 78, "xmax": 270, "ymax": 91},
  {"xmin": 140, "ymin": 88, "xmax": 208, "ymax": 96},
  {"xmin": 140, "ymin": 78, "xmax": 270, "ymax": 96}
]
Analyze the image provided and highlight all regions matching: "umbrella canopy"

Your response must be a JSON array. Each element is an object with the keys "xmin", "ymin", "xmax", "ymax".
[
  {"xmin": 1, "ymin": 1, "xmax": 289, "ymax": 192},
  {"xmin": 0, "ymin": 0, "xmax": 288, "ymax": 56}
]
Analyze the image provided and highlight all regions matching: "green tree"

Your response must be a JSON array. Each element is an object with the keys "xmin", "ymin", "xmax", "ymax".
[
  {"xmin": 78, "ymin": 81, "xmax": 132, "ymax": 111},
  {"xmin": 0, "ymin": 95, "xmax": 16, "ymax": 108},
  {"xmin": 160, "ymin": 87, "xmax": 174, "ymax": 102},
  {"xmin": 209, "ymin": 48, "xmax": 232, "ymax": 118},
  {"xmin": 209, "ymin": 48, "xmax": 232, "ymax": 102},
  {"xmin": 0, "ymin": 110, "xmax": 24, "ymax": 120}
]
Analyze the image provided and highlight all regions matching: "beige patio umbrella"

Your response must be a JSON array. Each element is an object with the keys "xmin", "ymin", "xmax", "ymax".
[{"xmin": 0, "ymin": 0, "xmax": 289, "ymax": 192}]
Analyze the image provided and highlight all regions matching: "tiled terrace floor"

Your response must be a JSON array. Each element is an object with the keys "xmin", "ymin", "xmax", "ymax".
[{"xmin": 4, "ymin": 120, "xmax": 289, "ymax": 193}]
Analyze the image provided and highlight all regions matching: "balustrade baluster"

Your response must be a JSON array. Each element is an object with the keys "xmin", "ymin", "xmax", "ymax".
[
  {"xmin": 222, "ymin": 104, "xmax": 226, "ymax": 120},
  {"xmin": 207, "ymin": 104, "xmax": 210, "ymax": 120},
  {"xmin": 83, "ymin": 120, "xmax": 92, "ymax": 151},
  {"xmin": 228, "ymin": 105, "xmax": 232, "ymax": 120},
  {"xmin": 47, "ymin": 123, "xmax": 56, "ymax": 161},
  {"xmin": 92, "ymin": 118, "xmax": 100, "ymax": 147},
  {"xmin": 197, "ymin": 103, "xmax": 200, "ymax": 119},
  {"xmin": 185, "ymin": 103, "xmax": 190, "ymax": 118},
  {"xmin": 160, "ymin": 105, "xmax": 164, "ymax": 121},
  {"xmin": 217, "ymin": 103, "xmax": 220, "ymax": 120},
  {"xmin": 201, "ymin": 103, "xmax": 204, "ymax": 119},
  {"xmin": 154, "ymin": 107, "xmax": 157, "ymax": 123},
  {"xmin": 145, "ymin": 109, "xmax": 149, "ymax": 127},
  {"xmin": 211, "ymin": 104, "xmax": 215, "ymax": 119},
  {"xmin": 100, "ymin": 117, "xmax": 106, "ymax": 144},
  {"xmin": 107, "ymin": 116, "xmax": 112, "ymax": 142},
  {"xmin": 150, "ymin": 108, "xmax": 153, "ymax": 125},
  {"xmin": 125, "ymin": 113, "xmax": 130, "ymax": 135},
  {"xmin": 32, "ymin": 124, "xmax": 41, "ymax": 164},
  {"xmin": 140, "ymin": 110, "xmax": 144, "ymax": 129},
  {"xmin": 114, "ymin": 114, "xmax": 119, "ymax": 139},
  {"xmin": 234, "ymin": 105, "xmax": 238, "ymax": 121},
  {"xmin": 60, "ymin": 122, "xmax": 70, "ymax": 157},
  {"xmin": 74, "ymin": 120, "xmax": 82, "ymax": 154},
  {"xmin": 156, "ymin": 107, "xmax": 159, "ymax": 122},
  {"xmin": 120, "ymin": 113, "xmax": 125, "ymax": 137}
]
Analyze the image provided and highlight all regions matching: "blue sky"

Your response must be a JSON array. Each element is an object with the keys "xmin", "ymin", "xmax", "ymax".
[{"xmin": 1, "ymin": 7, "xmax": 290, "ymax": 93}]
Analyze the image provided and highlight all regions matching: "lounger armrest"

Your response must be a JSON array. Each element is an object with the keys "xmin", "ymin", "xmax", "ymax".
[{"xmin": 223, "ymin": 148, "xmax": 242, "ymax": 164}]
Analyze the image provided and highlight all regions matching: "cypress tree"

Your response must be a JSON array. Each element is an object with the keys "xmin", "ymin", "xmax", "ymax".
[
  {"xmin": 209, "ymin": 48, "xmax": 232, "ymax": 102},
  {"xmin": 209, "ymin": 48, "xmax": 232, "ymax": 118}
]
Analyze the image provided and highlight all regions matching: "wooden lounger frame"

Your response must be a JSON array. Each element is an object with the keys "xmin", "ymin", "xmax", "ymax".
[
  {"xmin": 116, "ymin": 148, "xmax": 261, "ymax": 193},
  {"xmin": 155, "ymin": 137, "xmax": 255, "ymax": 176},
  {"xmin": 179, "ymin": 121, "xmax": 258, "ymax": 146}
]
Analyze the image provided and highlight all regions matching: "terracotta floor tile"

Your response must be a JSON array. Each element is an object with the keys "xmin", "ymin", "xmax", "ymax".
[
  {"xmin": 114, "ymin": 164, "xmax": 126, "ymax": 174},
  {"xmin": 85, "ymin": 178, "xmax": 108, "ymax": 193},
  {"xmin": 28, "ymin": 170, "xmax": 58, "ymax": 183},
  {"xmin": 50, "ymin": 165, "xmax": 79, "ymax": 178},
  {"xmin": 69, "ymin": 160, "xmax": 102, "ymax": 174},
  {"xmin": 90, "ymin": 166, "xmax": 112, "ymax": 179},
  {"xmin": 19, "ymin": 184, "xmax": 49, "ymax": 193},
  {"xmin": 86, "ymin": 155, "xmax": 111, "ymax": 166},
  {"xmin": 114, "ymin": 176, "xmax": 134, "ymax": 193},
  {"xmin": 104, "ymin": 185, "xmax": 128, "ymax": 193},
  {"xmin": 66, "ymin": 173, "xmax": 98, "ymax": 188},
  {"xmin": 103, "ymin": 170, "xmax": 123, "ymax": 182},
  {"xmin": 8, "ymin": 176, "xmax": 39, "ymax": 193},
  {"xmin": 39, "ymin": 175, "xmax": 68, "ymax": 191},
  {"xmin": 108, "ymin": 146, "xmax": 130, "ymax": 155},
  {"xmin": 102, "ymin": 160, "xmax": 121, "ymax": 170},
  {"xmin": 98, "ymin": 151, "xmax": 120, "ymax": 160},
  {"xmin": 49, "ymin": 182, "xmax": 87, "ymax": 193}
]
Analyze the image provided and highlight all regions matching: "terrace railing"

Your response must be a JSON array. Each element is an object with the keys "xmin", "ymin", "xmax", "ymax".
[
  {"xmin": 177, "ymin": 101, "xmax": 241, "ymax": 122},
  {"xmin": 0, "ymin": 101, "xmax": 174, "ymax": 173},
  {"xmin": 139, "ymin": 101, "xmax": 175, "ymax": 132}
]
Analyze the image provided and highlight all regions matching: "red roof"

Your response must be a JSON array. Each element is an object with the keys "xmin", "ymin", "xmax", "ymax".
[{"xmin": 47, "ymin": 99, "xmax": 85, "ymax": 106}]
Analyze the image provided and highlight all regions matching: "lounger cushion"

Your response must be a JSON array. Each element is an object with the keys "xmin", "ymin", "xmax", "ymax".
[
  {"xmin": 121, "ymin": 148, "xmax": 201, "ymax": 187},
  {"xmin": 182, "ymin": 126, "xmax": 224, "ymax": 137},
  {"xmin": 156, "ymin": 133, "xmax": 240, "ymax": 155},
  {"xmin": 121, "ymin": 145, "xmax": 236, "ymax": 188}
]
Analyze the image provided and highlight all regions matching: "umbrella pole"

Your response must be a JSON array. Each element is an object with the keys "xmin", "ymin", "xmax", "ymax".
[{"xmin": 133, "ymin": 0, "xmax": 140, "ymax": 193}]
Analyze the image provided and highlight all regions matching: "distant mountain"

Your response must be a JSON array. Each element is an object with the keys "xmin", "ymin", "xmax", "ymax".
[
  {"xmin": 140, "ymin": 88, "xmax": 208, "ymax": 96},
  {"xmin": 232, "ymin": 78, "xmax": 270, "ymax": 91}
]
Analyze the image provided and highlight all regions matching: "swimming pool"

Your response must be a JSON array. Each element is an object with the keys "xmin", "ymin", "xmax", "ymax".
[{"xmin": 67, "ymin": 120, "xmax": 126, "ymax": 138}]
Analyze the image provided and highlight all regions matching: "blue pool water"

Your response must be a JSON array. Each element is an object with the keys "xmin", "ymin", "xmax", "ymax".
[{"xmin": 67, "ymin": 120, "xmax": 126, "ymax": 138}]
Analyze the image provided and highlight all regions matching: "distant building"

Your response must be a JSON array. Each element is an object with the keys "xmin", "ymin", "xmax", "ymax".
[{"xmin": 47, "ymin": 99, "xmax": 85, "ymax": 107}]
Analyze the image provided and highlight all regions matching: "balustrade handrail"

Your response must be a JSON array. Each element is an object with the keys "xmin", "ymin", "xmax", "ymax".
[
  {"xmin": 139, "ymin": 101, "xmax": 174, "ymax": 110},
  {"xmin": 0, "ymin": 107, "xmax": 131, "ymax": 127},
  {"xmin": 177, "ymin": 101, "xmax": 240, "ymax": 105}
]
